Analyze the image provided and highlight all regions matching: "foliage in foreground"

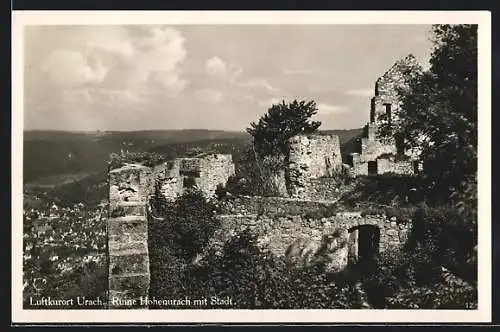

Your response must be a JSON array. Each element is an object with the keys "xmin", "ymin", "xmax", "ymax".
[
  {"xmin": 149, "ymin": 189, "xmax": 219, "ymax": 262},
  {"xmin": 362, "ymin": 244, "xmax": 476, "ymax": 309},
  {"xmin": 361, "ymin": 203, "xmax": 477, "ymax": 309},
  {"xmin": 150, "ymin": 229, "xmax": 369, "ymax": 309},
  {"xmin": 149, "ymin": 199, "xmax": 477, "ymax": 310}
]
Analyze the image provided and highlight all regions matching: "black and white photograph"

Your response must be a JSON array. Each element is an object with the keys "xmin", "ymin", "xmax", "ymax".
[{"xmin": 12, "ymin": 11, "xmax": 491, "ymax": 323}]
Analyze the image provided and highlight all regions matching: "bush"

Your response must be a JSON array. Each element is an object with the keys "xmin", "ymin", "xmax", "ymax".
[
  {"xmin": 183, "ymin": 230, "xmax": 369, "ymax": 309},
  {"xmin": 149, "ymin": 189, "xmax": 219, "ymax": 262},
  {"xmin": 108, "ymin": 151, "xmax": 168, "ymax": 170},
  {"xmin": 361, "ymin": 203, "xmax": 477, "ymax": 309},
  {"xmin": 231, "ymin": 146, "xmax": 266, "ymax": 196},
  {"xmin": 408, "ymin": 205, "xmax": 477, "ymax": 282},
  {"xmin": 149, "ymin": 180, "xmax": 168, "ymax": 218}
]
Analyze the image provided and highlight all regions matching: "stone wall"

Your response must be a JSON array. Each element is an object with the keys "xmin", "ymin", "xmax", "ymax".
[
  {"xmin": 108, "ymin": 164, "xmax": 413, "ymax": 303},
  {"xmin": 153, "ymin": 160, "xmax": 183, "ymax": 201},
  {"xmin": 377, "ymin": 158, "xmax": 414, "ymax": 175},
  {"xmin": 108, "ymin": 164, "xmax": 152, "ymax": 308},
  {"xmin": 372, "ymin": 54, "xmax": 422, "ymax": 127},
  {"xmin": 155, "ymin": 154, "xmax": 235, "ymax": 200},
  {"xmin": 209, "ymin": 212, "xmax": 412, "ymax": 272},
  {"xmin": 218, "ymin": 195, "xmax": 337, "ymax": 216},
  {"xmin": 301, "ymin": 177, "xmax": 342, "ymax": 201},
  {"xmin": 195, "ymin": 154, "xmax": 236, "ymax": 197},
  {"xmin": 360, "ymin": 136, "xmax": 397, "ymax": 163},
  {"xmin": 287, "ymin": 134, "xmax": 342, "ymax": 198}
]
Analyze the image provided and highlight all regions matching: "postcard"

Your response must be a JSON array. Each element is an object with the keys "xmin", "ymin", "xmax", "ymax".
[{"xmin": 12, "ymin": 10, "xmax": 491, "ymax": 324}]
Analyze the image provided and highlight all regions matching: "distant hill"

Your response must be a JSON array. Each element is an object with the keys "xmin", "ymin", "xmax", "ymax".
[
  {"xmin": 24, "ymin": 129, "xmax": 249, "ymax": 143},
  {"xmin": 23, "ymin": 130, "xmax": 250, "ymax": 183},
  {"xmin": 23, "ymin": 128, "xmax": 362, "ymax": 184},
  {"xmin": 319, "ymin": 128, "xmax": 363, "ymax": 146},
  {"xmin": 23, "ymin": 128, "xmax": 363, "ymax": 206}
]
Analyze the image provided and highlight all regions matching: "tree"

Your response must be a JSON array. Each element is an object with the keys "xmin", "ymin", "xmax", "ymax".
[
  {"xmin": 379, "ymin": 24, "xmax": 477, "ymax": 198},
  {"xmin": 247, "ymin": 100, "xmax": 321, "ymax": 157},
  {"xmin": 246, "ymin": 100, "xmax": 321, "ymax": 195}
]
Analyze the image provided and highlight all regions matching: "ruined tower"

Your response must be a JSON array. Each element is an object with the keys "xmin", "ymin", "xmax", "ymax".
[{"xmin": 349, "ymin": 55, "xmax": 422, "ymax": 176}]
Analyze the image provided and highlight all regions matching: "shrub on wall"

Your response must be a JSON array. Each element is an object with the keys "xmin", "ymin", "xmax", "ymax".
[
  {"xmin": 108, "ymin": 151, "xmax": 168, "ymax": 170},
  {"xmin": 149, "ymin": 189, "xmax": 220, "ymax": 262},
  {"xmin": 183, "ymin": 229, "xmax": 369, "ymax": 309}
]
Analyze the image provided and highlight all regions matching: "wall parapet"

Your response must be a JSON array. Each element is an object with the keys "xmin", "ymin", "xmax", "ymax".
[{"xmin": 216, "ymin": 195, "xmax": 339, "ymax": 217}]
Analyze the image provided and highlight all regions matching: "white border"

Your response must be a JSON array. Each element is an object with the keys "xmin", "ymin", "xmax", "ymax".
[{"xmin": 11, "ymin": 10, "xmax": 492, "ymax": 324}]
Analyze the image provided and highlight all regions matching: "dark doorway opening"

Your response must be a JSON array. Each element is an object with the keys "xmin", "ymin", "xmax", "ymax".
[
  {"xmin": 348, "ymin": 225, "xmax": 380, "ymax": 265},
  {"xmin": 368, "ymin": 161, "xmax": 378, "ymax": 175},
  {"xmin": 358, "ymin": 225, "xmax": 380, "ymax": 263}
]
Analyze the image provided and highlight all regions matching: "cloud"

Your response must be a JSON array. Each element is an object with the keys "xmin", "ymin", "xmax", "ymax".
[
  {"xmin": 237, "ymin": 78, "xmax": 281, "ymax": 93},
  {"xmin": 131, "ymin": 27, "xmax": 188, "ymax": 93},
  {"xmin": 87, "ymin": 40, "xmax": 135, "ymax": 57},
  {"xmin": 61, "ymin": 87, "xmax": 145, "ymax": 107},
  {"xmin": 61, "ymin": 89, "xmax": 93, "ymax": 104},
  {"xmin": 41, "ymin": 49, "xmax": 108, "ymax": 86},
  {"xmin": 228, "ymin": 64, "xmax": 243, "ymax": 83},
  {"xmin": 205, "ymin": 56, "xmax": 227, "ymax": 76},
  {"xmin": 283, "ymin": 68, "xmax": 313, "ymax": 75},
  {"xmin": 39, "ymin": 25, "xmax": 189, "ymax": 110},
  {"xmin": 257, "ymin": 97, "xmax": 285, "ymax": 108},
  {"xmin": 344, "ymin": 88, "xmax": 374, "ymax": 97},
  {"xmin": 195, "ymin": 89, "xmax": 225, "ymax": 104},
  {"xmin": 317, "ymin": 103, "xmax": 349, "ymax": 115}
]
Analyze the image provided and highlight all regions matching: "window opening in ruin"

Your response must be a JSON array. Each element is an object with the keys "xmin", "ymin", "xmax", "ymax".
[
  {"xmin": 348, "ymin": 225, "xmax": 380, "ymax": 265},
  {"xmin": 180, "ymin": 170, "xmax": 200, "ymax": 178},
  {"xmin": 370, "ymin": 98, "xmax": 376, "ymax": 123},
  {"xmin": 368, "ymin": 161, "xmax": 378, "ymax": 175},
  {"xmin": 413, "ymin": 161, "xmax": 420, "ymax": 174},
  {"xmin": 385, "ymin": 103, "xmax": 392, "ymax": 125},
  {"xmin": 347, "ymin": 155, "xmax": 354, "ymax": 167},
  {"xmin": 183, "ymin": 176, "xmax": 197, "ymax": 188}
]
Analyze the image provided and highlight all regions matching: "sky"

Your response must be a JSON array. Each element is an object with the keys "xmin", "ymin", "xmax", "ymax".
[{"xmin": 24, "ymin": 25, "xmax": 433, "ymax": 131}]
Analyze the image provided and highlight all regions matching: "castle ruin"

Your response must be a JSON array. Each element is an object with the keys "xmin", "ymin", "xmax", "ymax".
[
  {"xmin": 107, "ymin": 154, "xmax": 234, "ymax": 308},
  {"xmin": 255, "ymin": 133, "xmax": 343, "ymax": 200},
  {"xmin": 106, "ymin": 55, "xmax": 421, "ymax": 308},
  {"xmin": 153, "ymin": 153, "xmax": 235, "ymax": 201},
  {"xmin": 348, "ymin": 55, "xmax": 422, "ymax": 176},
  {"xmin": 286, "ymin": 134, "xmax": 342, "ymax": 198}
]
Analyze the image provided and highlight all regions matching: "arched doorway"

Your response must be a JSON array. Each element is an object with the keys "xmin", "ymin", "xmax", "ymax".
[
  {"xmin": 348, "ymin": 225, "xmax": 380, "ymax": 264},
  {"xmin": 367, "ymin": 161, "xmax": 378, "ymax": 175}
]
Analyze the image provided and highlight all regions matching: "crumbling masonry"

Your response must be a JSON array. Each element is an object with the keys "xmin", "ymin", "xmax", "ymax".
[
  {"xmin": 106, "ymin": 55, "xmax": 421, "ymax": 308},
  {"xmin": 107, "ymin": 154, "xmax": 234, "ymax": 308},
  {"xmin": 348, "ymin": 55, "xmax": 422, "ymax": 176},
  {"xmin": 153, "ymin": 153, "xmax": 235, "ymax": 201},
  {"xmin": 256, "ymin": 134, "xmax": 343, "ymax": 199}
]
